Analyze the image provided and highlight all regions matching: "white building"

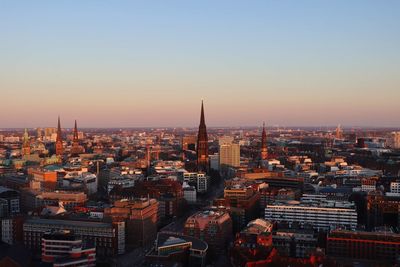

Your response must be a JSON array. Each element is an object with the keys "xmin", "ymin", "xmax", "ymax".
[
  {"xmin": 391, "ymin": 182, "xmax": 400, "ymax": 194},
  {"xmin": 63, "ymin": 172, "xmax": 98, "ymax": 195},
  {"xmin": 209, "ymin": 154, "xmax": 219, "ymax": 171},
  {"xmin": 183, "ymin": 183, "xmax": 197, "ymax": 204},
  {"xmin": 197, "ymin": 173, "xmax": 209, "ymax": 193},
  {"xmin": 265, "ymin": 200, "xmax": 357, "ymax": 231},
  {"xmin": 1, "ymin": 218, "xmax": 14, "ymax": 244}
]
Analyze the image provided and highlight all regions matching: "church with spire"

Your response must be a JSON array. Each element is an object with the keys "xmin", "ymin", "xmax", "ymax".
[
  {"xmin": 22, "ymin": 128, "xmax": 31, "ymax": 156},
  {"xmin": 197, "ymin": 101, "xmax": 209, "ymax": 172},
  {"xmin": 55, "ymin": 116, "xmax": 63, "ymax": 156},
  {"xmin": 71, "ymin": 120, "xmax": 85, "ymax": 156},
  {"xmin": 260, "ymin": 123, "xmax": 268, "ymax": 161}
]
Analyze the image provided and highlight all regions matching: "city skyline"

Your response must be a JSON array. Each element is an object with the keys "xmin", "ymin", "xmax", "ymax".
[{"xmin": 1, "ymin": 1, "xmax": 399, "ymax": 127}]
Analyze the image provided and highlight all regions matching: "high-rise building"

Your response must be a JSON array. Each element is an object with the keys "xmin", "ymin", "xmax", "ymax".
[
  {"xmin": 55, "ymin": 116, "xmax": 63, "ymax": 156},
  {"xmin": 218, "ymin": 136, "xmax": 234, "ymax": 146},
  {"xmin": 260, "ymin": 123, "xmax": 268, "ymax": 161},
  {"xmin": 196, "ymin": 101, "xmax": 209, "ymax": 172},
  {"xmin": 335, "ymin": 124, "xmax": 343, "ymax": 139},
  {"xmin": 390, "ymin": 132, "xmax": 400, "ymax": 149},
  {"xmin": 219, "ymin": 142, "xmax": 240, "ymax": 168}
]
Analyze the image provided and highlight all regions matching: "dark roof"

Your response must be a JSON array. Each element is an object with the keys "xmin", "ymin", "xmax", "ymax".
[{"xmin": 0, "ymin": 241, "xmax": 31, "ymax": 267}]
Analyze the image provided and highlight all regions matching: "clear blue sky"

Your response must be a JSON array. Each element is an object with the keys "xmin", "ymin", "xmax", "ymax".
[{"xmin": 0, "ymin": 1, "xmax": 399, "ymax": 127}]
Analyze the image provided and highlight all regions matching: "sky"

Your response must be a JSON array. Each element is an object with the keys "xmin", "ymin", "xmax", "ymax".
[{"xmin": 0, "ymin": 1, "xmax": 399, "ymax": 128}]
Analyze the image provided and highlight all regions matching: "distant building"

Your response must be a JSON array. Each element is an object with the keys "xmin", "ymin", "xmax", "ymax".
[
  {"xmin": 146, "ymin": 232, "xmax": 207, "ymax": 267},
  {"xmin": 41, "ymin": 230, "xmax": 96, "ymax": 267},
  {"xmin": 390, "ymin": 132, "xmax": 400, "ymax": 149}
]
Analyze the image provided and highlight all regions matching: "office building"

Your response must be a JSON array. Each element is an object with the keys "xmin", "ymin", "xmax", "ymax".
[
  {"xmin": 41, "ymin": 230, "xmax": 96, "ymax": 267},
  {"xmin": 23, "ymin": 218, "xmax": 125, "ymax": 256},
  {"xmin": 265, "ymin": 200, "xmax": 357, "ymax": 231},
  {"xmin": 219, "ymin": 142, "xmax": 240, "ymax": 168},
  {"xmin": 184, "ymin": 210, "xmax": 232, "ymax": 255},
  {"xmin": 104, "ymin": 198, "xmax": 158, "ymax": 248},
  {"xmin": 327, "ymin": 229, "xmax": 400, "ymax": 265},
  {"xmin": 0, "ymin": 187, "xmax": 20, "ymax": 215}
]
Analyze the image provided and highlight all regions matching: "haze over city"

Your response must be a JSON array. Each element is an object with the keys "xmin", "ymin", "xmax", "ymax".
[{"xmin": 1, "ymin": 1, "xmax": 400, "ymax": 128}]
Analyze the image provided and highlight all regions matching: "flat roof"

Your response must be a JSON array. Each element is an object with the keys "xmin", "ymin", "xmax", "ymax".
[{"xmin": 25, "ymin": 217, "xmax": 113, "ymax": 229}]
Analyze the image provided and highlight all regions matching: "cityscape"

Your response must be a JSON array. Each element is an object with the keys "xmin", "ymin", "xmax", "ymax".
[{"xmin": 1, "ymin": 1, "xmax": 400, "ymax": 267}]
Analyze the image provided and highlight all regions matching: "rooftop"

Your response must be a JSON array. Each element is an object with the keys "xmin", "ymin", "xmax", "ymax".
[{"xmin": 156, "ymin": 232, "xmax": 207, "ymax": 251}]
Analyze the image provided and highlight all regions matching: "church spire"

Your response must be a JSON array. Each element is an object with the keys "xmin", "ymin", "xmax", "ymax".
[
  {"xmin": 22, "ymin": 128, "xmax": 30, "ymax": 156},
  {"xmin": 260, "ymin": 122, "xmax": 268, "ymax": 160},
  {"xmin": 56, "ymin": 116, "xmax": 62, "ymax": 142},
  {"xmin": 197, "ymin": 100, "xmax": 209, "ymax": 172},
  {"xmin": 73, "ymin": 120, "xmax": 78, "ymax": 141},
  {"xmin": 56, "ymin": 116, "xmax": 63, "ymax": 156},
  {"xmin": 200, "ymin": 100, "xmax": 205, "ymax": 127}
]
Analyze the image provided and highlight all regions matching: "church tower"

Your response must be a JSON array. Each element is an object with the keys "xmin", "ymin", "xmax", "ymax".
[
  {"xmin": 71, "ymin": 120, "xmax": 82, "ymax": 156},
  {"xmin": 260, "ymin": 123, "xmax": 268, "ymax": 160},
  {"xmin": 22, "ymin": 128, "xmax": 31, "ymax": 156},
  {"xmin": 55, "ymin": 116, "xmax": 63, "ymax": 156},
  {"xmin": 197, "ymin": 100, "xmax": 209, "ymax": 172}
]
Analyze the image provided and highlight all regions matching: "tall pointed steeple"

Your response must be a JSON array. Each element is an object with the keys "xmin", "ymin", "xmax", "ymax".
[
  {"xmin": 71, "ymin": 120, "xmax": 84, "ymax": 156},
  {"xmin": 23, "ymin": 128, "xmax": 29, "ymax": 145},
  {"xmin": 22, "ymin": 128, "xmax": 31, "ymax": 156},
  {"xmin": 73, "ymin": 120, "xmax": 79, "ymax": 142},
  {"xmin": 260, "ymin": 122, "xmax": 268, "ymax": 160},
  {"xmin": 200, "ymin": 100, "xmax": 205, "ymax": 127},
  {"xmin": 197, "ymin": 100, "xmax": 209, "ymax": 172},
  {"xmin": 56, "ymin": 116, "xmax": 63, "ymax": 156}
]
